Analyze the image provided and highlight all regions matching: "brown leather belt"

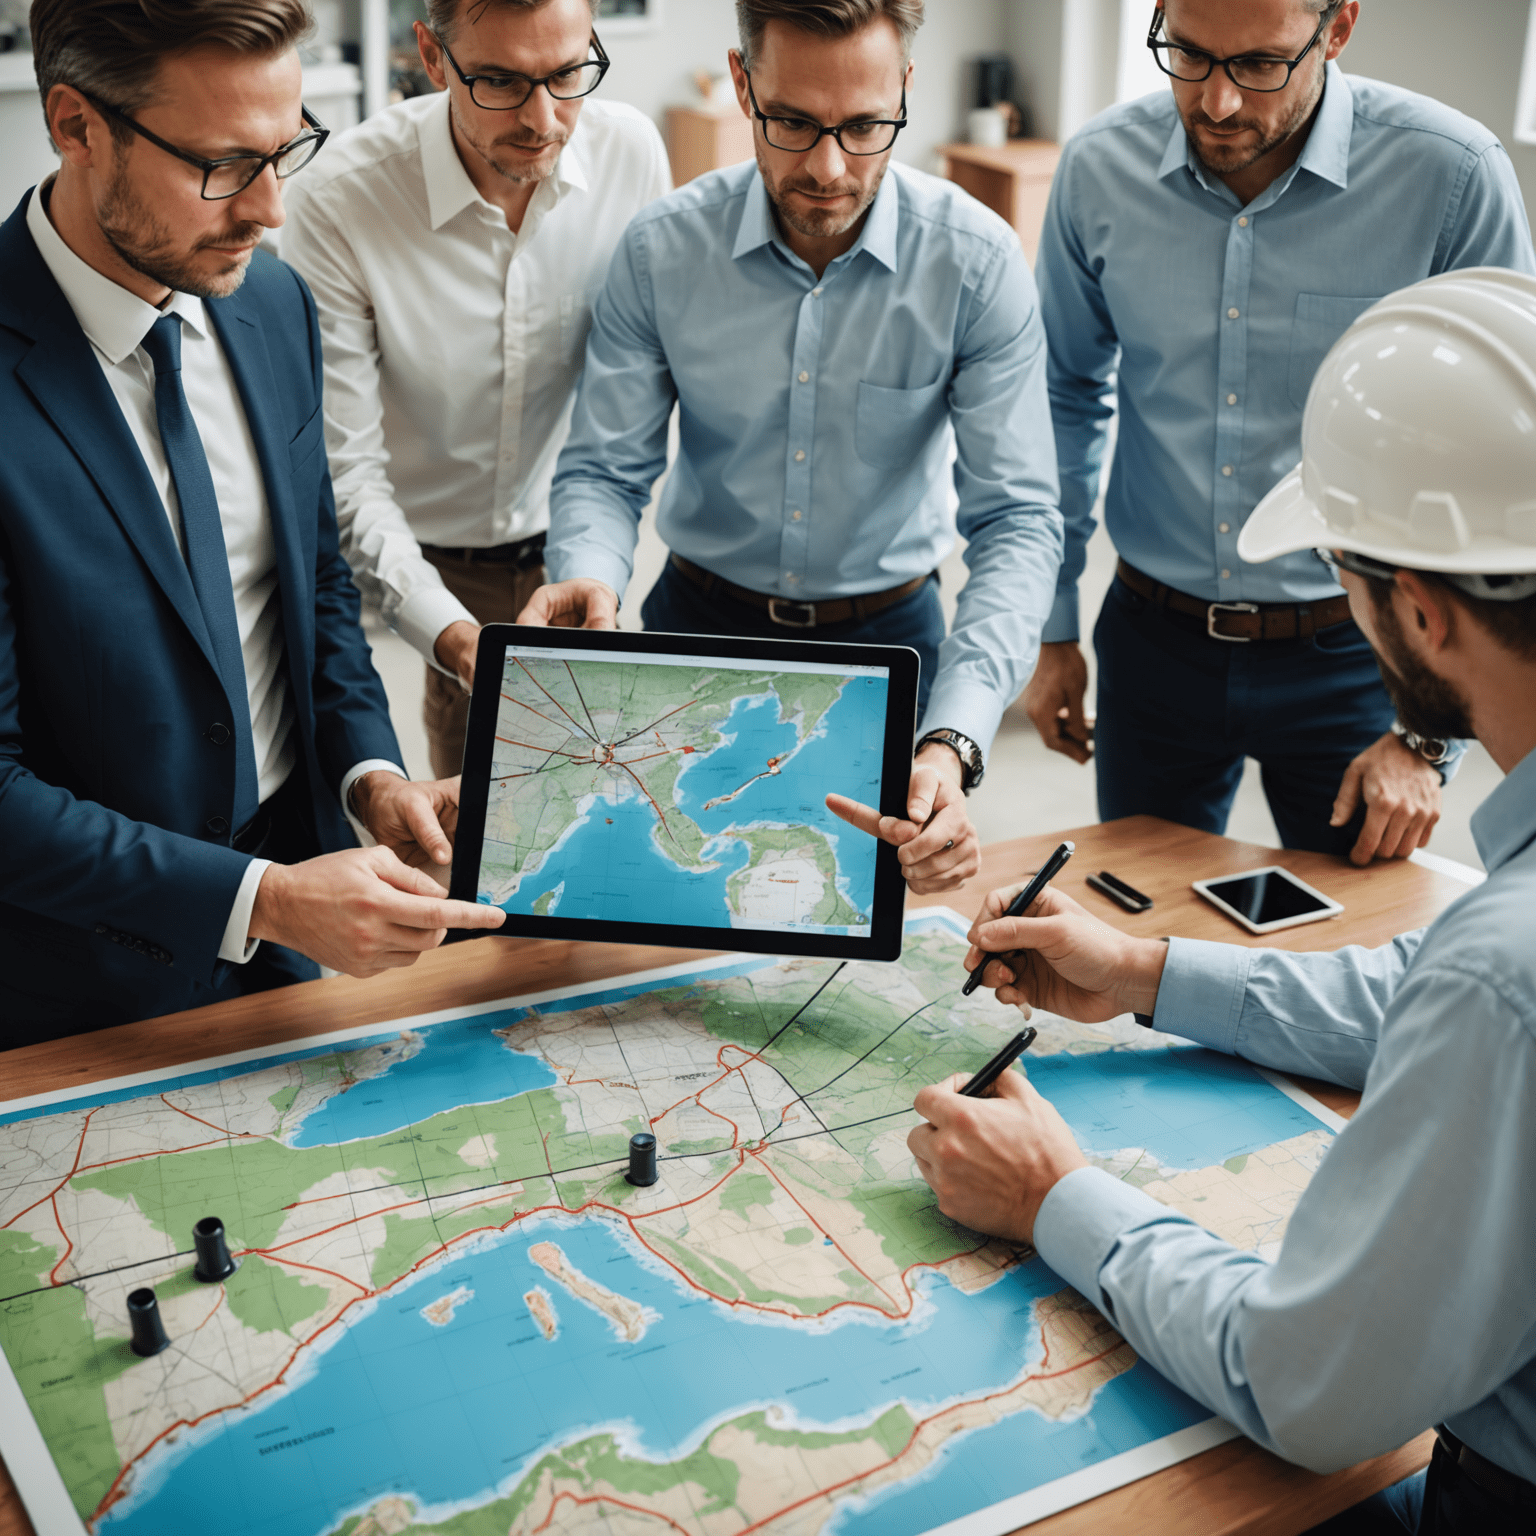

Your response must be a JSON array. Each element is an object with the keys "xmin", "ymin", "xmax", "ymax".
[
  {"xmin": 1437, "ymin": 1425, "xmax": 1536, "ymax": 1512},
  {"xmin": 1116, "ymin": 558, "xmax": 1352, "ymax": 642},
  {"xmin": 422, "ymin": 533, "xmax": 546, "ymax": 568},
  {"xmin": 671, "ymin": 553, "xmax": 931, "ymax": 629}
]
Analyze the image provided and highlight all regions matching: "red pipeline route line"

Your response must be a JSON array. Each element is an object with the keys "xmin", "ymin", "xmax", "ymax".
[
  {"xmin": 613, "ymin": 760, "xmax": 679, "ymax": 844},
  {"xmin": 4, "ymin": 1109, "xmax": 97, "ymax": 1232},
  {"xmin": 533, "ymin": 1489, "xmax": 694, "ymax": 1535},
  {"xmin": 514, "ymin": 659, "xmax": 596, "ymax": 741},
  {"xmin": 157, "ymin": 1094, "xmax": 254, "ymax": 1141},
  {"xmin": 498, "ymin": 690, "xmax": 579, "ymax": 736},
  {"xmin": 611, "ymin": 698, "xmax": 697, "ymax": 747},
  {"xmin": 254, "ymin": 1253, "xmax": 372, "ymax": 1294},
  {"xmin": 495, "ymin": 735, "xmax": 587, "ymax": 761}
]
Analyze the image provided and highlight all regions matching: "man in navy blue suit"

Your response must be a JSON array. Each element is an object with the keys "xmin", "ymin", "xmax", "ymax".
[{"xmin": 0, "ymin": 0, "xmax": 505, "ymax": 1046}]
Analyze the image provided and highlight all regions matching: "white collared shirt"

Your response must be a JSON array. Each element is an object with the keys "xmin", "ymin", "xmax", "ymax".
[
  {"xmin": 27, "ymin": 184, "xmax": 403, "ymax": 964},
  {"xmin": 280, "ymin": 90, "xmax": 670, "ymax": 661}
]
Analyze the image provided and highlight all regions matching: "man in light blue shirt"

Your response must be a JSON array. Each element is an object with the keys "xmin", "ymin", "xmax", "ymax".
[
  {"xmin": 1027, "ymin": 0, "xmax": 1534, "ymax": 865},
  {"xmin": 519, "ymin": 0, "xmax": 1063, "ymax": 895},
  {"xmin": 910, "ymin": 269, "xmax": 1536, "ymax": 1532}
]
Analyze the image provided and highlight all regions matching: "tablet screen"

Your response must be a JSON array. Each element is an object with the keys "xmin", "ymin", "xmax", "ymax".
[
  {"xmin": 473, "ymin": 640, "xmax": 892, "ymax": 939},
  {"xmin": 1203, "ymin": 870, "xmax": 1332, "ymax": 924}
]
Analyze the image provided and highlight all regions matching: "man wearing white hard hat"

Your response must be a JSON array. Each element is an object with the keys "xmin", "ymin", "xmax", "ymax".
[
  {"xmin": 1027, "ymin": 0, "xmax": 1535, "ymax": 867},
  {"xmin": 908, "ymin": 268, "xmax": 1536, "ymax": 1534}
]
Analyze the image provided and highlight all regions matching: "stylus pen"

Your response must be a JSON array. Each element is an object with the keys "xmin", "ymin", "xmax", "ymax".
[
  {"xmin": 959, "ymin": 1027, "xmax": 1039, "ymax": 1097},
  {"xmin": 960, "ymin": 840, "xmax": 1075, "ymax": 997}
]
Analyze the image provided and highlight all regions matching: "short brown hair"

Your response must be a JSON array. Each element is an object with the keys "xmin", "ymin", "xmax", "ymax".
[
  {"xmin": 426, "ymin": 0, "xmax": 600, "ymax": 45},
  {"xmin": 734, "ymin": 0, "xmax": 925, "ymax": 69},
  {"xmin": 31, "ymin": 0, "xmax": 312, "ymax": 130}
]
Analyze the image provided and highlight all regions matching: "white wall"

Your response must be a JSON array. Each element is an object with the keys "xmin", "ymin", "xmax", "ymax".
[{"xmin": 599, "ymin": 0, "xmax": 1007, "ymax": 171}]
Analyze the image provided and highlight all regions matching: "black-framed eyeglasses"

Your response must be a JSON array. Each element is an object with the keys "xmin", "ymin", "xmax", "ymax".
[
  {"xmin": 1314, "ymin": 547, "xmax": 1400, "ymax": 583},
  {"xmin": 82, "ymin": 92, "xmax": 327, "ymax": 200},
  {"xmin": 1147, "ymin": 3, "xmax": 1336, "ymax": 93},
  {"xmin": 744, "ymin": 72, "xmax": 908, "ymax": 156},
  {"xmin": 434, "ymin": 29, "xmax": 609, "ymax": 110}
]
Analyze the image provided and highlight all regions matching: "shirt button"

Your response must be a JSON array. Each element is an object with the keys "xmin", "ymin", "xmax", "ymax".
[
  {"xmin": 812, "ymin": 287, "xmax": 822, "ymax": 297},
  {"xmin": 798, "ymin": 371, "xmax": 810, "ymax": 383},
  {"xmin": 1219, "ymin": 522, "xmax": 1230, "ymax": 534},
  {"xmin": 794, "ymin": 450, "xmax": 806, "ymax": 462},
  {"xmin": 791, "ymin": 509, "xmax": 803, "ymax": 522},
  {"xmin": 785, "ymin": 572, "xmax": 798, "ymax": 583},
  {"xmin": 1227, "ymin": 307, "xmax": 1240, "ymax": 319},
  {"xmin": 1227, "ymin": 394, "xmax": 1238, "ymax": 406},
  {"xmin": 1221, "ymin": 465, "xmax": 1234, "ymax": 477},
  {"xmin": 1238, "ymin": 216, "xmax": 1249, "ymax": 227},
  {"xmin": 1221, "ymin": 569, "xmax": 1232, "ymax": 580}
]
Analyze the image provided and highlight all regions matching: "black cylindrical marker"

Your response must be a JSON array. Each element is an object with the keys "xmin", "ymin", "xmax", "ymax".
[
  {"xmin": 128, "ymin": 1287, "xmax": 170, "ymax": 1357},
  {"xmin": 192, "ymin": 1216, "xmax": 238, "ymax": 1283},
  {"xmin": 626, "ymin": 1132, "xmax": 658, "ymax": 1187}
]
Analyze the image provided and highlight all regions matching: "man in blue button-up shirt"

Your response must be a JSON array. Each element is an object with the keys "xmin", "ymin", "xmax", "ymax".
[
  {"xmin": 1027, "ymin": 0, "xmax": 1534, "ymax": 865},
  {"xmin": 520, "ymin": 0, "xmax": 1063, "ymax": 895}
]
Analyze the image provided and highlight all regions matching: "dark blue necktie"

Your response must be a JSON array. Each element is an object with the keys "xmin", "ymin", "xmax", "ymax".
[{"xmin": 140, "ymin": 314, "xmax": 260, "ymax": 834}]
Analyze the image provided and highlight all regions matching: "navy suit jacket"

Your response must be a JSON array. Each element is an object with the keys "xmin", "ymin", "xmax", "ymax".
[{"xmin": 0, "ymin": 190, "xmax": 402, "ymax": 1033}]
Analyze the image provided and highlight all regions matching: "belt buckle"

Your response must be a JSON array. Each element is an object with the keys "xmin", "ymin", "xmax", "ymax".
[
  {"xmin": 1207, "ymin": 600, "xmax": 1259, "ymax": 642},
  {"xmin": 767, "ymin": 596, "xmax": 817, "ymax": 628}
]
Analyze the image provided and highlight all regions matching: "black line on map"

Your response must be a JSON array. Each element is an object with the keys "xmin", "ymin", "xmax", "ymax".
[
  {"xmin": 563, "ymin": 661, "xmax": 601, "ymax": 742},
  {"xmin": 758, "ymin": 963, "xmax": 846, "ymax": 1054},
  {"xmin": 797, "ymin": 997, "xmax": 948, "ymax": 1101},
  {"xmin": 0, "ymin": 1248, "xmax": 197, "ymax": 1305},
  {"xmin": 606, "ymin": 1017, "xmax": 654, "ymax": 1128}
]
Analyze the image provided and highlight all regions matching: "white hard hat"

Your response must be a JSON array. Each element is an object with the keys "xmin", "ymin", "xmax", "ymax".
[{"xmin": 1240, "ymin": 267, "xmax": 1536, "ymax": 599}]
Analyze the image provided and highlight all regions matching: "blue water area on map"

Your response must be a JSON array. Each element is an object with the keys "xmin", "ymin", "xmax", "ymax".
[
  {"xmin": 287, "ymin": 1014, "xmax": 556, "ymax": 1149},
  {"xmin": 492, "ymin": 679, "xmax": 887, "ymax": 932},
  {"xmin": 100, "ymin": 1218, "xmax": 1210, "ymax": 1536},
  {"xmin": 1031, "ymin": 1040, "xmax": 1324, "ymax": 1171}
]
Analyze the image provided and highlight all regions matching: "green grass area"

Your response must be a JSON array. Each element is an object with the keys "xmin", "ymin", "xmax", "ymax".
[
  {"xmin": 783, "ymin": 1226, "xmax": 815, "ymax": 1245},
  {"xmin": 770, "ymin": 673, "xmax": 847, "ymax": 737},
  {"xmin": 719, "ymin": 1172, "xmax": 774, "ymax": 1221},
  {"xmin": 224, "ymin": 1255, "xmax": 329, "ymax": 1337},
  {"xmin": 0, "ymin": 1284, "xmax": 137, "ymax": 1518},
  {"xmin": 531, "ymin": 888, "xmax": 559, "ymax": 916},
  {"xmin": 268, "ymin": 1085, "xmax": 299, "ymax": 1119}
]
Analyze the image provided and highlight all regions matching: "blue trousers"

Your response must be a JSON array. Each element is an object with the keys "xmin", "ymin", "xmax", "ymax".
[
  {"xmin": 1093, "ymin": 576, "xmax": 1395, "ymax": 854},
  {"xmin": 1307, "ymin": 1437, "xmax": 1531, "ymax": 1535},
  {"xmin": 640, "ymin": 559, "xmax": 946, "ymax": 723}
]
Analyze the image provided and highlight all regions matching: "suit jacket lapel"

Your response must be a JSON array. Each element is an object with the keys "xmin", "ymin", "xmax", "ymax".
[
  {"xmin": 0, "ymin": 207, "xmax": 219, "ymax": 673},
  {"xmin": 206, "ymin": 296, "xmax": 316, "ymax": 717}
]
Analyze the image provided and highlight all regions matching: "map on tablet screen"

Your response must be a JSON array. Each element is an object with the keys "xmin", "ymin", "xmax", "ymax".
[{"xmin": 476, "ymin": 646, "xmax": 890, "ymax": 937}]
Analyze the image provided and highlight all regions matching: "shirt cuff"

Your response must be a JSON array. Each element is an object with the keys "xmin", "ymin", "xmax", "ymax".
[
  {"xmin": 917, "ymin": 678, "xmax": 1010, "ymax": 760},
  {"xmin": 1435, "ymin": 738, "xmax": 1469, "ymax": 786},
  {"xmin": 1041, "ymin": 588, "xmax": 1081, "ymax": 645},
  {"xmin": 1151, "ymin": 937, "xmax": 1253, "ymax": 1054},
  {"xmin": 543, "ymin": 535, "xmax": 632, "ymax": 601},
  {"xmin": 397, "ymin": 586, "xmax": 478, "ymax": 675},
  {"xmin": 218, "ymin": 858, "xmax": 273, "ymax": 964},
  {"xmin": 341, "ymin": 759, "xmax": 409, "ymax": 847},
  {"xmin": 1033, "ymin": 1165, "xmax": 1173, "ymax": 1307}
]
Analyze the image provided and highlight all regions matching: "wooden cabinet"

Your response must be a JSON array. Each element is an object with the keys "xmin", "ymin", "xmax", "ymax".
[
  {"xmin": 938, "ymin": 140, "xmax": 1062, "ymax": 264},
  {"xmin": 666, "ymin": 106, "xmax": 755, "ymax": 187}
]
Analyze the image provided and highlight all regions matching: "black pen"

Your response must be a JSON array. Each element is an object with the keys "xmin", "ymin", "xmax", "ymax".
[
  {"xmin": 960, "ymin": 840, "xmax": 1075, "ymax": 997},
  {"xmin": 959, "ymin": 1026, "xmax": 1038, "ymax": 1097}
]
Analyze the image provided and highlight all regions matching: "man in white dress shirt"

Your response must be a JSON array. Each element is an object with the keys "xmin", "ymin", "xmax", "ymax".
[
  {"xmin": 0, "ymin": 0, "xmax": 503, "ymax": 1043},
  {"xmin": 282, "ymin": 0, "xmax": 670, "ymax": 777}
]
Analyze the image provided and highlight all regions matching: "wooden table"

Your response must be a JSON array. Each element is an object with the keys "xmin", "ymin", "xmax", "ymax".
[
  {"xmin": 938, "ymin": 140, "xmax": 1062, "ymax": 263},
  {"xmin": 0, "ymin": 816, "xmax": 1458, "ymax": 1536}
]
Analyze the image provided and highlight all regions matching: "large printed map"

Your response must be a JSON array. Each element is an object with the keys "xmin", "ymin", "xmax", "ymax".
[
  {"xmin": 0, "ymin": 912, "xmax": 1341, "ymax": 1536},
  {"xmin": 478, "ymin": 649, "xmax": 889, "ymax": 935}
]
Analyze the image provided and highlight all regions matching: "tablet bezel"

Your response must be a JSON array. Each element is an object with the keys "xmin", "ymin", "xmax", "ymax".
[
  {"xmin": 448, "ymin": 624, "xmax": 921, "ymax": 961},
  {"xmin": 1191, "ymin": 866, "xmax": 1344, "ymax": 935}
]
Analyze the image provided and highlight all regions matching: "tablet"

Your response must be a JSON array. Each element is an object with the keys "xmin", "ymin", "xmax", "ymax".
[
  {"xmin": 1192, "ymin": 866, "xmax": 1344, "ymax": 935},
  {"xmin": 448, "ymin": 625, "xmax": 922, "ymax": 960}
]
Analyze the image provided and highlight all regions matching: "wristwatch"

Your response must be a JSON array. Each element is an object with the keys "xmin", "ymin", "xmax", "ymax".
[
  {"xmin": 916, "ymin": 729, "xmax": 985, "ymax": 793},
  {"xmin": 1390, "ymin": 721, "xmax": 1453, "ymax": 767}
]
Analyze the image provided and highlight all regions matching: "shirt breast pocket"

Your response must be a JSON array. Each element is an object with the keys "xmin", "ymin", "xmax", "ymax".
[
  {"xmin": 1288, "ymin": 294, "xmax": 1382, "ymax": 408},
  {"xmin": 855, "ymin": 378, "xmax": 949, "ymax": 469}
]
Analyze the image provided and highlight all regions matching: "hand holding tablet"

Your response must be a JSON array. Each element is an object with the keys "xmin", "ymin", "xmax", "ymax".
[{"xmin": 448, "ymin": 625, "xmax": 922, "ymax": 960}]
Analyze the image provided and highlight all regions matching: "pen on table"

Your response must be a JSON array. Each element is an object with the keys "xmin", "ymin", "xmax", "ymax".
[
  {"xmin": 960, "ymin": 840, "xmax": 1075, "ymax": 997},
  {"xmin": 958, "ymin": 1026, "xmax": 1038, "ymax": 1097}
]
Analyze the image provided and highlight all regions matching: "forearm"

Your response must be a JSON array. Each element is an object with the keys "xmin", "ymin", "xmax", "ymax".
[{"xmin": 1152, "ymin": 933, "xmax": 1422, "ymax": 1088}]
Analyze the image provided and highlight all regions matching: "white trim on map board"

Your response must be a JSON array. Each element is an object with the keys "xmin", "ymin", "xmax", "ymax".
[
  {"xmin": 0, "ymin": 1359, "xmax": 89, "ymax": 1536},
  {"xmin": 921, "ymin": 1416, "xmax": 1241, "ymax": 1535},
  {"xmin": 1408, "ymin": 848, "xmax": 1486, "ymax": 887},
  {"xmin": 1254, "ymin": 1069, "xmax": 1349, "ymax": 1133}
]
